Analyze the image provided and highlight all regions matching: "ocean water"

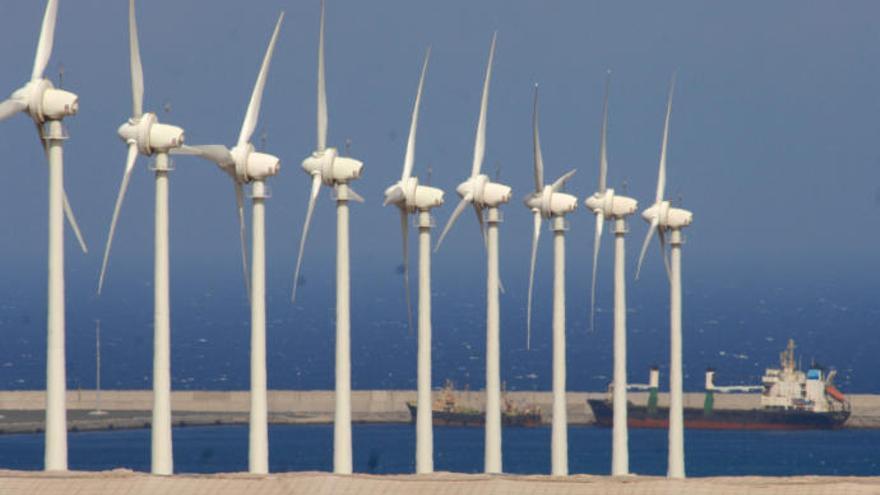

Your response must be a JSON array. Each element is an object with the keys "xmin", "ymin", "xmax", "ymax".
[
  {"xmin": 0, "ymin": 424, "xmax": 878, "ymax": 476},
  {"xmin": 1, "ymin": 267, "xmax": 878, "ymax": 394}
]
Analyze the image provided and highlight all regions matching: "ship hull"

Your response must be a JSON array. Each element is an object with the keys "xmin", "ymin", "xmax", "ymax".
[
  {"xmin": 407, "ymin": 403, "xmax": 542, "ymax": 428},
  {"xmin": 587, "ymin": 399, "xmax": 850, "ymax": 430}
]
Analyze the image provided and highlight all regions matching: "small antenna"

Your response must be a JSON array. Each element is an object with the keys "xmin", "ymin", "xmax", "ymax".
[
  {"xmin": 621, "ymin": 179, "xmax": 629, "ymax": 194},
  {"xmin": 494, "ymin": 161, "xmax": 501, "ymax": 181},
  {"xmin": 344, "ymin": 138, "xmax": 352, "ymax": 156},
  {"xmin": 90, "ymin": 319, "xmax": 107, "ymax": 416},
  {"xmin": 426, "ymin": 164, "xmax": 433, "ymax": 186},
  {"xmin": 162, "ymin": 100, "xmax": 172, "ymax": 114},
  {"xmin": 57, "ymin": 63, "xmax": 65, "ymax": 89},
  {"xmin": 260, "ymin": 128, "xmax": 268, "ymax": 151}
]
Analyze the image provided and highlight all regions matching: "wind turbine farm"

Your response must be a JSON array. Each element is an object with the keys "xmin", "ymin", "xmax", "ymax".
[{"xmin": 1, "ymin": 0, "xmax": 880, "ymax": 493}]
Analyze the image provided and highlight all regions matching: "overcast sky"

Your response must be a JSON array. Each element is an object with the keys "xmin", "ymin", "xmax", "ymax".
[{"xmin": 1, "ymin": 0, "xmax": 879, "ymax": 303}]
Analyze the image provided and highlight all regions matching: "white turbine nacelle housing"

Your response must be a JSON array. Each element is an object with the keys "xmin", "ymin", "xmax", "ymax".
[
  {"xmin": 459, "ymin": 174, "xmax": 511, "ymax": 207},
  {"xmin": 705, "ymin": 369, "xmax": 716, "ymax": 391},
  {"xmin": 117, "ymin": 113, "xmax": 185, "ymax": 154},
  {"xmin": 649, "ymin": 367, "xmax": 660, "ymax": 388},
  {"xmin": 525, "ymin": 188, "xmax": 578, "ymax": 217},
  {"xmin": 13, "ymin": 79, "xmax": 79, "ymax": 123},
  {"xmin": 642, "ymin": 201, "xmax": 693, "ymax": 229},
  {"xmin": 302, "ymin": 147, "xmax": 363, "ymax": 185},
  {"xmin": 245, "ymin": 151, "xmax": 281, "ymax": 181},
  {"xmin": 413, "ymin": 184, "xmax": 444, "ymax": 210},
  {"xmin": 585, "ymin": 189, "xmax": 638, "ymax": 218},
  {"xmin": 232, "ymin": 144, "xmax": 281, "ymax": 182}
]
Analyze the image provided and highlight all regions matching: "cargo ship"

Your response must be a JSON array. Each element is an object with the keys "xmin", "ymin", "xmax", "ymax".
[
  {"xmin": 407, "ymin": 380, "xmax": 542, "ymax": 427},
  {"xmin": 588, "ymin": 339, "xmax": 850, "ymax": 430}
]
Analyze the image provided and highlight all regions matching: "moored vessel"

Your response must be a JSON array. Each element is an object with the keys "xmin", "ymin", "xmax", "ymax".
[
  {"xmin": 588, "ymin": 339, "xmax": 850, "ymax": 430},
  {"xmin": 407, "ymin": 380, "xmax": 542, "ymax": 427}
]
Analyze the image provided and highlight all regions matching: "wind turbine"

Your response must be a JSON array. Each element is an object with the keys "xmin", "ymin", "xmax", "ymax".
[
  {"xmin": 523, "ymin": 85, "xmax": 577, "ymax": 476},
  {"xmin": 175, "ymin": 13, "xmax": 284, "ymax": 475},
  {"xmin": 383, "ymin": 48, "xmax": 444, "ymax": 474},
  {"xmin": 95, "ymin": 0, "xmax": 185, "ymax": 475},
  {"xmin": 291, "ymin": 0, "xmax": 364, "ymax": 474},
  {"xmin": 635, "ymin": 75, "xmax": 693, "ymax": 479},
  {"xmin": 584, "ymin": 72, "xmax": 639, "ymax": 476},
  {"xmin": 0, "ymin": 0, "xmax": 88, "ymax": 471},
  {"xmin": 434, "ymin": 32, "xmax": 511, "ymax": 474}
]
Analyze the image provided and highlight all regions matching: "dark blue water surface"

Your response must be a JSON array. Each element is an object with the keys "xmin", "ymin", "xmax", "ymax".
[{"xmin": 0, "ymin": 425, "xmax": 877, "ymax": 476}]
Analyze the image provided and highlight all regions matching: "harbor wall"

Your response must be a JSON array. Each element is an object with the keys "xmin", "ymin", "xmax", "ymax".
[{"xmin": 1, "ymin": 390, "xmax": 878, "ymax": 427}]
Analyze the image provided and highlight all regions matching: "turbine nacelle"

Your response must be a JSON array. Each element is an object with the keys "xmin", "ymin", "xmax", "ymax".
[
  {"xmin": 12, "ymin": 79, "xmax": 79, "ymax": 123},
  {"xmin": 233, "ymin": 143, "xmax": 281, "ymax": 182},
  {"xmin": 302, "ymin": 147, "xmax": 363, "ymax": 185},
  {"xmin": 117, "ymin": 112, "xmax": 185, "ymax": 154},
  {"xmin": 585, "ymin": 188, "xmax": 638, "ymax": 219},
  {"xmin": 524, "ymin": 187, "xmax": 578, "ymax": 218},
  {"xmin": 458, "ymin": 174, "xmax": 511, "ymax": 207},
  {"xmin": 642, "ymin": 200, "xmax": 693, "ymax": 229},
  {"xmin": 384, "ymin": 177, "xmax": 444, "ymax": 211},
  {"xmin": 413, "ymin": 184, "xmax": 444, "ymax": 210}
]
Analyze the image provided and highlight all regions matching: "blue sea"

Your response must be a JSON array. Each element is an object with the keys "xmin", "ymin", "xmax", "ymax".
[
  {"xmin": 0, "ymin": 424, "xmax": 878, "ymax": 476},
  {"xmin": 0, "ymin": 261, "xmax": 879, "ymax": 475}
]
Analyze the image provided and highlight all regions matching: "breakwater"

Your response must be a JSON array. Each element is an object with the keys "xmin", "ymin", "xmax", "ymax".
[{"xmin": 1, "ymin": 390, "xmax": 878, "ymax": 433}]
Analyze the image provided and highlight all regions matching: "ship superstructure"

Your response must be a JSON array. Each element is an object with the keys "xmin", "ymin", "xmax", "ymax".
[
  {"xmin": 407, "ymin": 380, "xmax": 542, "ymax": 427},
  {"xmin": 589, "ymin": 340, "xmax": 850, "ymax": 430}
]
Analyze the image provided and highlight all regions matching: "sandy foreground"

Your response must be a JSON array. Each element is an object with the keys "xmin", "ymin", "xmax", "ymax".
[{"xmin": 0, "ymin": 470, "xmax": 878, "ymax": 495}]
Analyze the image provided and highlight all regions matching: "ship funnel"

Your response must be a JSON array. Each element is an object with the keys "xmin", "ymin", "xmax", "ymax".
[
  {"xmin": 705, "ymin": 368, "xmax": 715, "ymax": 391},
  {"xmin": 649, "ymin": 366, "xmax": 660, "ymax": 389}
]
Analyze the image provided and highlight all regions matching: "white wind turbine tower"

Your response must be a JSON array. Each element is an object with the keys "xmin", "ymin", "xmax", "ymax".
[
  {"xmin": 0, "ymin": 0, "xmax": 88, "ymax": 471},
  {"xmin": 584, "ymin": 72, "xmax": 639, "ymax": 476},
  {"xmin": 523, "ymin": 85, "xmax": 578, "ymax": 476},
  {"xmin": 175, "ymin": 13, "xmax": 284, "ymax": 475},
  {"xmin": 383, "ymin": 49, "xmax": 444, "ymax": 474},
  {"xmin": 291, "ymin": 0, "xmax": 364, "ymax": 475},
  {"xmin": 434, "ymin": 33, "xmax": 511, "ymax": 474},
  {"xmin": 95, "ymin": 0, "xmax": 185, "ymax": 475},
  {"xmin": 635, "ymin": 76, "xmax": 693, "ymax": 479}
]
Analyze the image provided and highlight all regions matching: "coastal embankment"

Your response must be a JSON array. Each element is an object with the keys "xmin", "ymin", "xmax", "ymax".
[
  {"xmin": 0, "ymin": 469, "xmax": 878, "ymax": 495},
  {"xmin": 1, "ymin": 390, "xmax": 878, "ymax": 433}
]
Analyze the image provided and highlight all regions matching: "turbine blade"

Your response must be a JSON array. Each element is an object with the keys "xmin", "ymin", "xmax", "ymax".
[
  {"xmin": 470, "ymin": 31, "xmax": 496, "ymax": 178},
  {"xmin": 402, "ymin": 47, "xmax": 430, "ymax": 181},
  {"xmin": 173, "ymin": 144, "xmax": 234, "ymax": 167},
  {"xmin": 526, "ymin": 210, "xmax": 541, "ymax": 350},
  {"xmin": 0, "ymin": 99, "xmax": 26, "ymax": 122},
  {"xmin": 434, "ymin": 194, "xmax": 471, "ymax": 252},
  {"xmin": 400, "ymin": 208, "xmax": 413, "ymax": 334},
  {"xmin": 550, "ymin": 169, "xmax": 577, "ymax": 192},
  {"xmin": 316, "ymin": 0, "xmax": 327, "ymax": 151},
  {"xmin": 656, "ymin": 73, "xmax": 676, "ymax": 203},
  {"xmin": 97, "ymin": 142, "xmax": 139, "ymax": 294},
  {"xmin": 473, "ymin": 204, "xmax": 505, "ymax": 294},
  {"xmin": 383, "ymin": 184, "xmax": 404, "ymax": 206},
  {"xmin": 292, "ymin": 174, "xmax": 322, "ymax": 303},
  {"xmin": 473, "ymin": 203, "xmax": 487, "ymax": 250},
  {"xmin": 35, "ymin": 121, "xmax": 88, "ymax": 253},
  {"xmin": 238, "ymin": 12, "xmax": 284, "ymax": 147},
  {"xmin": 347, "ymin": 187, "xmax": 365, "ymax": 203},
  {"xmin": 590, "ymin": 211, "xmax": 604, "ymax": 332},
  {"xmin": 532, "ymin": 84, "xmax": 544, "ymax": 191},
  {"xmin": 32, "ymin": 0, "xmax": 58, "ymax": 81},
  {"xmin": 658, "ymin": 227, "xmax": 672, "ymax": 281},
  {"xmin": 63, "ymin": 191, "xmax": 88, "ymax": 253},
  {"xmin": 599, "ymin": 70, "xmax": 610, "ymax": 193},
  {"xmin": 235, "ymin": 181, "xmax": 251, "ymax": 303},
  {"xmin": 635, "ymin": 216, "xmax": 659, "ymax": 280},
  {"xmin": 128, "ymin": 0, "xmax": 144, "ymax": 118}
]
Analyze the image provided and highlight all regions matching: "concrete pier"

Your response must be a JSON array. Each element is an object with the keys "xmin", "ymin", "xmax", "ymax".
[{"xmin": 0, "ymin": 390, "xmax": 878, "ymax": 432}]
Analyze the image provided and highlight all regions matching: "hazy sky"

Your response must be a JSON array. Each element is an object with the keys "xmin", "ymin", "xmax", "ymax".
[{"xmin": 1, "ymin": 0, "xmax": 879, "ymax": 309}]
